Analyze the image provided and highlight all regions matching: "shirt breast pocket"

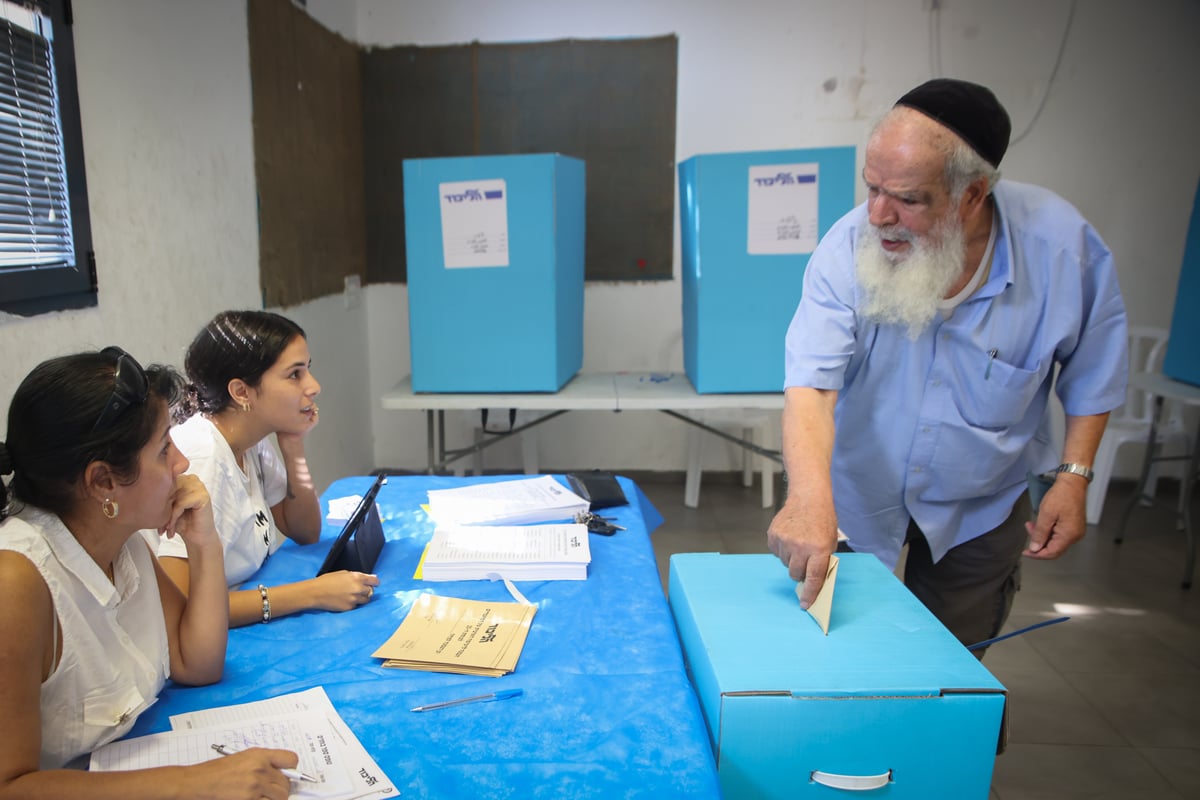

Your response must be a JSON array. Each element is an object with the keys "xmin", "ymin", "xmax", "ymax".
[
  {"xmin": 82, "ymin": 680, "xmax": 154, "ymax": 739},
  {"xmin": 953, "ymin": 349, "xmax": 1044, "ymax": 431}
]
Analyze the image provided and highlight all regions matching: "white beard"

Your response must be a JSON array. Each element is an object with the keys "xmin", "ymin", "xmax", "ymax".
[{"xmin": 856, "ymin": 216, "xmax": 967, "ymax": 339}]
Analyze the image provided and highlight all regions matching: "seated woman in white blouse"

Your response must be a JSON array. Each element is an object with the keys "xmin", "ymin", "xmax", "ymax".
[
  {"xmin": 160, "ymin": 311, "xmax": 377, "ymax": 627},
  {"xmin": 0, "ymin": 348, "xmax": 297, "ymax": 798}
]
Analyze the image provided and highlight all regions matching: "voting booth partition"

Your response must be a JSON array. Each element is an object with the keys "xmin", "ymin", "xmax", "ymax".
[
  {"xmin": 1163, "ymin": 178, "xmax": 1200, "ymax": 387},
  {"xmin": 678, "ymin": 147, "xmax": 856, "ymax": 393},
  {"xmin": 403, "ymin": 153, "xmax": 586, "ymax": 393},
  {"xmin": 669, "ymin": 553, "xmax": 1007, "ymax": 800}
]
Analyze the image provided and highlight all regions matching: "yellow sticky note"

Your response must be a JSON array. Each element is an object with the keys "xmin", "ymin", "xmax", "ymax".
[
  {"xmin": 413, "ymin": 543, "xmax": 430, "ymax": 580},
  {"xmin": 795, "ymin": 554, "xmax": 839, "ymax": 635},
  {"xmin": 413, "ymin": 504, "xmax": 433, "ymax": 578}
]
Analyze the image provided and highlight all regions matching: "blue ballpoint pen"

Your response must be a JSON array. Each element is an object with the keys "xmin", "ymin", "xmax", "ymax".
[
  {"xmin": 411, "ymin": 688, "xmax": 524, "ymax": 712},
  {"xmin": 211, "ymin": 743, "xmax": 319, "ymax": 783}
]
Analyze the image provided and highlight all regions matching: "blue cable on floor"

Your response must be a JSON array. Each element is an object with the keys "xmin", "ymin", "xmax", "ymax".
[{"xmin": 967, "ymin": 616, "xmax": 1071, "ymax": 651}]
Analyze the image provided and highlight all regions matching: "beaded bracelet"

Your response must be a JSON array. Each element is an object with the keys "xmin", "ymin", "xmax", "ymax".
[{"xmin": 258, "ymin": 583, "xmax": 272, "ymax": 623}]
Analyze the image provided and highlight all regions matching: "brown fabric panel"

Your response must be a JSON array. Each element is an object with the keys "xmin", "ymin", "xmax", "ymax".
[
  {"xmin": 476, "ymin": 37, "xmax": 677, "ymax": 282},
  {"xmin": 248, "ymin": 0, "xmax": 366, "ymax": 308},
  {"xmin": 363, "ymin": 36, "xmax": 677, "ymax": 284},
  {"xmin": 362, "ymin": 44, "xmax": 476, "ymax": 288}
]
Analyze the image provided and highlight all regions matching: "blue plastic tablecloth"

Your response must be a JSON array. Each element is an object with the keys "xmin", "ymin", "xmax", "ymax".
[{"xmin": 128, "ymin": 474, "xmax": 721, "ymax": 799}]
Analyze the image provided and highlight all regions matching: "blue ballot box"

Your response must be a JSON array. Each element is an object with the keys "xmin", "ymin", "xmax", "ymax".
[
  {"xmin": 1163, "ymin": 179, "xmax": 1200, "ymax": 386},
  {"xmin": 669, "ymin": 553, "xmax": 1007, "ymax": 799},
  {"xmin": 678, "ymin": 148, "xmax": 856, "ymax": 393},
  {"xmin": 403, "ymin": 154, "xmax": 585, "ymax": 392}
]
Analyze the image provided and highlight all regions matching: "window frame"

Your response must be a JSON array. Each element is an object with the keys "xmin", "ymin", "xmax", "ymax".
[{"xmin": 0, "ymin": 0, "xmax": 95, "ymax": 317}]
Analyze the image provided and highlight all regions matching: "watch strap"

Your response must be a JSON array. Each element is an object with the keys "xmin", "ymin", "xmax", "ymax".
[{"xmin": 1055, "ymin": 462, "xmax": 1094, "ymax": 482}]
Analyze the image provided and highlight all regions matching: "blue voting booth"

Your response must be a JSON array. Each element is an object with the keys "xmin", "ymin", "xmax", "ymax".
[
  {"xmin": 678, "ymin": 147, "xmax": 856, "ymax": 393},
  {"xmin": 669, "ymin": 553, "xmax": 1007, "ymax": 799},
  {"xmin": 403, "ymin": 154, "xmax": 585, "ymax": 393},
  {"xmin": 1163, "ymin": 179, "xmax": 1200, "ymax": 387}
]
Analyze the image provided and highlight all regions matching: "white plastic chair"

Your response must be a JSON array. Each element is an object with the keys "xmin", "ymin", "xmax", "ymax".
[
  {"xmin": 1087, "ymin": 326, "xmax": 1189, "ymax": 525},
  {"xmin": 683, "ymin": 409, "xmax": 778, "ymax": 509},
  {"xmin": 454, "ymin": 409, "xmax": 540, "ymax": 477}
]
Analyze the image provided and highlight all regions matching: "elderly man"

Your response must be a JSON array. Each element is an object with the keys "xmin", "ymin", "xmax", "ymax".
[{"xmin": 767, "ymin": 79, "xmax": 1127, "ymax": 652}]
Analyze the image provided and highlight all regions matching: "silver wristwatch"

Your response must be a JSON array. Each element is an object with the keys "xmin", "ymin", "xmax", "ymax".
[{"xmin": 1055, "ymin": 462, "xmax": 1094, "ymax": 482}]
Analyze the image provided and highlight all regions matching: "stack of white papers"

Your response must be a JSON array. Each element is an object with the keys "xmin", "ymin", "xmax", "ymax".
[
  {"xmin": 90, "ymin": 687, "xmax": 394, "ymax": 799},
  {"xmin": 422, "ymin": 523, "xmax": 591, "ymax": 581},
  {"xmin": 325, "ymin": 494, "xmax": 362, "ymax": 525},
  {"xmin": 426, "ymin": 475, "xmax": 589, "ymax": 526}
]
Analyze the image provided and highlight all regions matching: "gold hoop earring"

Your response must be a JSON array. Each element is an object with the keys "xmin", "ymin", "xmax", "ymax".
[
  {"xmin": 101, "ymin": 498, "xmax": 119, "ymax": 519},
  {"xmin": 240, "ymin": 401, "xmax": 251, "ymax": 412}
]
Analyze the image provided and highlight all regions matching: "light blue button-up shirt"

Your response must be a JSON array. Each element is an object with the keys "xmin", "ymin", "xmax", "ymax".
[{"xmin": 784, "ymin": 180, "xmax": 1128, "ymax": 567}]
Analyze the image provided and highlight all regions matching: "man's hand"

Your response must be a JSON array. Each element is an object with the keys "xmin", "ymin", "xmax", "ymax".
[
  {"xmin": 1024, "ymin": 473, "xmax": 1088, "ymax": 559},
  {"xmin": 1028, "ymin": 412, "xmax": 1108, "ymax": 559},
  {"xmin": 767, "ymin": 493, "xmax": 839, "ymax": 609}
]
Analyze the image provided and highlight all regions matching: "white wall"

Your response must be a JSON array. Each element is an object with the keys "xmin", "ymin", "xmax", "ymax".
[
  {"xmin": 0, "ymin": 0, "xmax": 371, "ymax": 495},
  {"xmin": 0, "ymin": 1, "xmax": 259, "ymax": 390},
  {"xmin": 1, "ymin": 0, "xmax": 1197, "ymax": 490}
]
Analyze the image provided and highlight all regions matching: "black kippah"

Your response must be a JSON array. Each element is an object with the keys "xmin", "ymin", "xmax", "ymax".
[{"xmin": 895, "ymin": 78, "xmax": 1011, "ymax": 168}]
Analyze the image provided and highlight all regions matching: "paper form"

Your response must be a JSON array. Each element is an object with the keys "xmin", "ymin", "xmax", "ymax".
[
  {"xmin": 427, "ymin": 524, "xmax": 589, "ymax": 564},
  {"xmin": 747, "ymin": 163, "xmax": 820, "ymax": 255},
  {"xmin": 425, "ymin": 475, "xmax": 589, "ymax": 526},
  {"xmin": 423, "ymin": 523, "xmax": 590, "ymax": 581},
  {"xmin": 90, "ymin": 711, "xmax": 354, "ymax": 798},
  {"xmin": 326, "ymin": 494, "xmax": 363, "ymax": 524},
  {"xmin": 169, "ymin": 687, "xmax": 396, "ymax": 799},
  {"xmin": 439, "ymin": 178, "xmax": 510, "ymax": 268}
]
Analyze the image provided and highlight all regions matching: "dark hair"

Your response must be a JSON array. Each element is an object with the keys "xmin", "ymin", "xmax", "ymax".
[
  {"xmin": 0, "ymin": 350, "xmax": 183, "ymax": 522},
  {"xmin": 174, "ymin": 310, "xmax": 306, "ymax": 423}
]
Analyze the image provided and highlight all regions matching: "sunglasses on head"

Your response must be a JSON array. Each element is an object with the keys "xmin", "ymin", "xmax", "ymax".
[{"xmin": 91, "ymin": 346, "xmax": 149, "ymax": 433}]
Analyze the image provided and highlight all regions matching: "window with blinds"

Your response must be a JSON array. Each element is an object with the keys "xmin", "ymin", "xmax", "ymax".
[{"xmin": 0, "ymin": 0, "xmax": 93, "ymax": 316}]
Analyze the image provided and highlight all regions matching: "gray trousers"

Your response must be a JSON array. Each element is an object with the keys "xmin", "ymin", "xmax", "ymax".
[
  {"xmin": 902, "ymin": 495, "xmax": 1030, "ymax": 657},
  {"xmin": 842, "ymin": 495, "xmax": 1030, "ymax": 658}
]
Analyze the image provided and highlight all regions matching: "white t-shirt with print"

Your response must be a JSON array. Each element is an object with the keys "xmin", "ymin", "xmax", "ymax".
[{"xmin": 159, "ymin": 415, "xmax": 288, "ymax": 587}]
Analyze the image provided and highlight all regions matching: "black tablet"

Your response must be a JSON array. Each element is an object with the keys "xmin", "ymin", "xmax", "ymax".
[{"xmin": 317, "ymin": 474, "xmax": 387, "ymax": 576}]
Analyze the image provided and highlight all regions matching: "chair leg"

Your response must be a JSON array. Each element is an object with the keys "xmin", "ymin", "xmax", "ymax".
[
  {"xmin": 684, "ymin": 424, "xmax": 703, "ymax": 509},
  {"xmin": 1086, "ymin": 439, "xmax": 1119, "ymax": 525},
  {"xmin": 456, "ymin": 427, "xmax": 482, "ymax": 477},
  {"xmin": 756, "ymin": 422, "xmax": 775, "ymax": 509},
  {"xmin": 472, "ymin": 427, "xmax": 484, "ymax": 476},
  {"xmin": 520, "ymin": 427, "xmax": 539, "ymax": 475},
  {"xmin": 1141, "ymin": 459, "xmax": 1163, "ymax": 506},
  {"xmin": 740, "ymin": 426, "xmax": 754, "ymax": 488},
  {"xmin": 1117, "ymin": 398, "xmax": 1165, "ymax": 544},
  {"xmin": 1179, "ymin": 430, "xmax": 1200, "ymax": 588}
]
